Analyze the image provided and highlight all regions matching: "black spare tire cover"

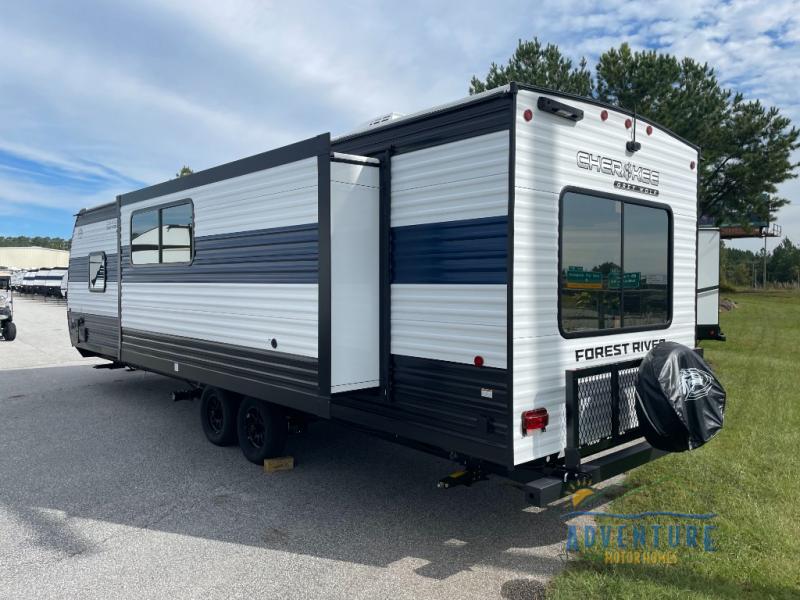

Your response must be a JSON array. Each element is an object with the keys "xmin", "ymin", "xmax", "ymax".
[{"xmin": 635, "ymin": 342, "xmax": 725, "ymax": 452}]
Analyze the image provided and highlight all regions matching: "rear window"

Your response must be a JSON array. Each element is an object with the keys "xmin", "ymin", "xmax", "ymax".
[{"xmin": 559, "ymin": 190, "xmax": 671, "ymax": 336}]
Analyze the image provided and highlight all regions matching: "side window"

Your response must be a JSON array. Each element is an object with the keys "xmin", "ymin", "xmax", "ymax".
[
  {"xmin": 161, "ymin": 203, "xmax": 193, "ymax": 263},
  {"xmin": 559, "ymin": 190, "xmax": 671, "ymax": 336},
  {"xmin": 88, "ymin": 252, "xmax": 107, "ymax": 292},
  {"xmin": 131, "ymin": 208, "xmax": 160, "ymax": 264},
  {"xmin": 131, "ymin": 201, "xmax": 193, "ymax": 265}
]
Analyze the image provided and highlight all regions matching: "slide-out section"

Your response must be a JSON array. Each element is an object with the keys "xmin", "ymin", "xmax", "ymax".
[
  {"xmin": 330, "ymin": 154, "xmax": 380, "ymax": 393},
  {"xmin": 387, "ymin": 131, "xmax": 511, "ymax": 456},
  {"xmin": 118, "ymin": 140, "xmax": 326, "ymax": 416}
]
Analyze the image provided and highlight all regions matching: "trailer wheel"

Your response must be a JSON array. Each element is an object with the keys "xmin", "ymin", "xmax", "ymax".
[
  {"xmin": 200, "ymin": 387, "xmax": 239, "ymax": 446},
  {"xmin": 237, "ymin": 397, "xmax": 287, "ymax": 465},
  {"xmin": 2, "ymin": 322, "xmax": 16, "ymax": 341}
]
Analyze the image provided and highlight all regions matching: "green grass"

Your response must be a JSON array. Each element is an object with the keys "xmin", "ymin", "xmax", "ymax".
[{"xmin": 548, "ymin": 291, "xmax": 800, "ymax": 599}]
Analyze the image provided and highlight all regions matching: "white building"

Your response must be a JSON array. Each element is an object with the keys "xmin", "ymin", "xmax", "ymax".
[{"xmin": 0, "ymin": 247, "xmax": 70, "ymax": 269}]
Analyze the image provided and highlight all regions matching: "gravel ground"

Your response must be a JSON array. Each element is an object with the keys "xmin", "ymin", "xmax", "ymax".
[{"xmin": 0, "ymin": 295, "xmax": 574, "ymax": 600}]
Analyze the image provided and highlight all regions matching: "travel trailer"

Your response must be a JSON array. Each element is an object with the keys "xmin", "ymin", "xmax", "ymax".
[
  {"xmin": 22, "ymin": 270, "xmax": 38, "ymax": 293},
  {"xmin": 68, "ymin": 84, "xmax": 723, "ymax": 504},
  {"xmin": 44, "ymin": 267, "xmax": 68, "ymax": 297},
  {"xmin": 10, "ymin": 271, "xmax": 25, "ymax": 292},
  {"xmin": 33, "ymin": 268, "xmax": 51, "ymax": 294},
  {"xmin": 60, "ymin": 272, "xmax": 69, "ymax": 300}
]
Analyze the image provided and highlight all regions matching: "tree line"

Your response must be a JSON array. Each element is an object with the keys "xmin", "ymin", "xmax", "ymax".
[
  {"xmin": 0, "ymin": 236, "xmax": 71, "ymax": 250},
  {"xmin": 722, "ymin": 238, "xmax": 800, "ymax": 288}
]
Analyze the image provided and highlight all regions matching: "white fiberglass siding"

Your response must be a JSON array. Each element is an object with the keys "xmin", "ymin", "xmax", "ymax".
[
  {"xmin": 330, "ymin": 160, "xmax": 380, "ymax": 391},
  {"xmin": 119, "ymin": 157, "xmax": 318, "ymax": 244},
  {"xmin": 390, "ymin": 131, "xmax": 509, "ymax": 227},
  {"xmin": 390, "ymin": 131, "xmax": 508, "ymax": 368},
  {"xmin": 122, "ymin": 283, "xmax": 318, "ymax": 357},
  {"xmin": 120, "ymin": 157, "xmax": 319, "ymax": 358},
  {"xmin": 512, "ymin": 89, "xmax": 698, "ymax": 464},
  {"xmin": 391, "ymin": 284, "xmax": 507, "ymax": 367},
  {"xmin": 68, "ymin": 217, "xmax": 118, "ymax": 318}
]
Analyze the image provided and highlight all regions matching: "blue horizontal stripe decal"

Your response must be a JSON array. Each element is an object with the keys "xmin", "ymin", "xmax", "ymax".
[
  {"xmin": 391, "ymin": 216, "xmax": 508, "ymax": 284},
  {"xmin": 69, "ymin": 254, "xmax": 118, "ymax": 283},
  {"xmin": 122, "ymin": 222, "xmax": 318, "ymax": 284}
]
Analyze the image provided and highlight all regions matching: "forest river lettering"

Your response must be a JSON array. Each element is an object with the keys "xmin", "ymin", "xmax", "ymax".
[{"xmin": 575, "ymin": 338, "xmax": 666, "ymax": 362}]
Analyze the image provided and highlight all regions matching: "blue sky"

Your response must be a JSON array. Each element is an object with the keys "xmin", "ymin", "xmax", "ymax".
[{"xmin": 1, "ymin": 0, "xmax": 799, "ymax": 252}]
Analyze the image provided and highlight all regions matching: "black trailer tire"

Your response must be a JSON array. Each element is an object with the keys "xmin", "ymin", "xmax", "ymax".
[
  {"xmin": 2, "ymin": 322, "xmax": 16, "ymax": 341},
  {"xmin": 237, "ymin": 397, "xmax": 287, "ymax": 465},
  {"xmin": 200, "ymin": 387, "xmax": 239, "ymax": 446}
]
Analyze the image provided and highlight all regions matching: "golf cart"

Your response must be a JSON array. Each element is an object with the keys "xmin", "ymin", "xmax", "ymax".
[{"xmin": 0, "ymin": 285, "xmax": 16, "ymax": 341}]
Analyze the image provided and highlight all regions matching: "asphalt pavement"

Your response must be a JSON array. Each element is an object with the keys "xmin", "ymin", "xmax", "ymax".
[{"xmin": 0, "ymin": 295, "xmax": 575, "ymax": 600}]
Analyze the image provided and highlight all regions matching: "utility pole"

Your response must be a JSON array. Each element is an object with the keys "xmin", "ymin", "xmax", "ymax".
[{"xmin": 763, "ymin": 235, "xmax": 768, "ymax": 289}]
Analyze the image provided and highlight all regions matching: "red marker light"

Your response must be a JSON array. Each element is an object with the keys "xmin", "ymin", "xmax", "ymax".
[
  {"xmin": 690, "ymin": 160, "xmax": 696, "ymax": 170},
  {"xmin": 625, "ymin": 118, "xmax": 632, "ymax": 129},
  {"xmin": 646, "ymin": 125, "xmax": 653, "ymax": 136},
  {"xmin": 600, "ymin": 110, "xmax": 609, "ymax": 121},
  {"xmin": 473, "ymin": 355, "xmax": 484, "ymax": 367},
  {"xmin": 522, "ymin": 409, "xmax": 549, "ymax": 435},
  {"xmin": 523, "ymin": 109, "xmax": 533, "ymax": 122}
]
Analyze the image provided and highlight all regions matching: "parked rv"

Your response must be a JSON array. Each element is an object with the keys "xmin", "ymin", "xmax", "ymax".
[
  {"xmin": 22, "ymin": 269, "xmax": 37, "ymax": 293},
  {"xmin": 67, "ymin": 84, "xmax": 725, "ymax": 504},
  {"xmin": 10, "ymin": 271, "xmax": 25, "ymax": 292},
  {"xmin": 44, "ymin": 267, "xmax": 68, "ymax": 297},
  {"xmin": 33, "ymin": 268, "xmax": 50, "ymax": 294},
  {"xmin": 61, "ymin": 272, "xmax": 69, "ymax": 300}
]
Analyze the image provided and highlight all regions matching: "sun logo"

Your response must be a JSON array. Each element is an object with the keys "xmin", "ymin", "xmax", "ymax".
[{"xmin": 568, "ymin": 478, "xmax": 595, "ymax": 509}]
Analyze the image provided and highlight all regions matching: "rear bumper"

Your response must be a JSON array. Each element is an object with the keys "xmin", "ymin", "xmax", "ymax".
[
  {"xmin": 523, "ymin": 440, "xmax": 666, "ymax": 506},
  {"xmin": 697, "ymin": 324, "xmax": 726, "ymax": 341}
]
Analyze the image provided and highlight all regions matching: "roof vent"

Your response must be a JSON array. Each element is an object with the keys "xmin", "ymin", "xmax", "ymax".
[{"xmin": 361, "ymin": 112, "xmax": 404, "ymax": 129}]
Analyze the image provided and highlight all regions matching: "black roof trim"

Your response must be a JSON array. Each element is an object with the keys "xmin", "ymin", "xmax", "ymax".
[
  {"xmin": 333, "ymin": 86, "xmax": 513, "ymax": 146},
  {"xmin": 75, "ymin": 201, "xmax": 118, "ymax": 226},
  {"xmin": 333, "ymin": 92, "xmax": 512, "ymax": 157},
  {"xmin": 513, "ymin": 82, "xmax": 700, "ymax": 152},
  {"xmin": 119, "ymin": 134, "xmax": 331, "ymax": 207}
]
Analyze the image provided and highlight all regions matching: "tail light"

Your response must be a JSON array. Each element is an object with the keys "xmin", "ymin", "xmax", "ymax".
[{"xmin": 522, "ymin": 408, "xmax": 549, "ymax": 436}]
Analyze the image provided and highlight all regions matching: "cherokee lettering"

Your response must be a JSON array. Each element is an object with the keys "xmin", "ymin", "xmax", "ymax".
[{"xmin": 576, "ymin": 150, "xmax": 660, "ymax": 187}]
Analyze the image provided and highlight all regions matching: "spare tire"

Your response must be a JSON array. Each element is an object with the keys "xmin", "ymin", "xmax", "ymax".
[{"xmin": 635, "ymin": 342, "xmax": 726, "ymax": 452}]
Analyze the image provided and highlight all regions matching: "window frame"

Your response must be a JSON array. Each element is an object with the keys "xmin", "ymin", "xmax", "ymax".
[
  {"xmin": 88, "ymin": 251, "xmax": 107, "ymax": 293},
  {"xmin": 129, "ymin": 199, "xmax": 195, "ymax": 267},
  {"xmin": 557, "ymin": 186, "xmax": 674, "ymax": 339}
]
